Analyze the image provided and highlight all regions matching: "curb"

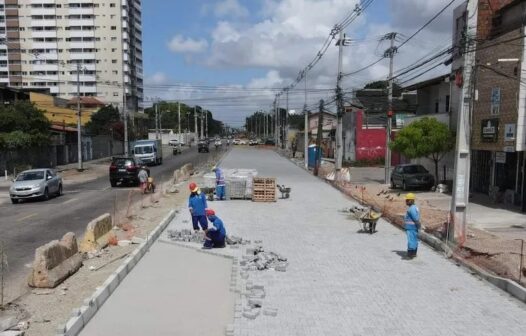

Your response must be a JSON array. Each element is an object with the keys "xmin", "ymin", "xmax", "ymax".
[
  {"xmin": 275, "ymin": 150, "xmax": 526, "ymax": 304},
  {"xmin": 56, "ymin": 209, "xmax": 177, "ymax": 336}
]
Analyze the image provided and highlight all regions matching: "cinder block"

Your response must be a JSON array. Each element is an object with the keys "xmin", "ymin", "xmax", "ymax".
[
  {"xmin": 243, "ymin": 308, "xmax": 261, "ymax": 320},
  {"xmin": 103, "ymin": 273, "xmax": 120, "ymax": 293},
  {"xmin": 114, "ymin": 264, "xmax": 128, "ymax": 281},
  {"xmin": 92, "ymin": 286, "xmax": 110, "ymax": 308},
  {"xmin": 79, "ymin": 300, "xmax": 97, "ymax": 325},
  {"xmin": 248, "ymin": 298, "xmax": 263, "ymax": 308},
  {"xmin": 263, "ymin": 308, "xmax": 278, "ymax": 317}
]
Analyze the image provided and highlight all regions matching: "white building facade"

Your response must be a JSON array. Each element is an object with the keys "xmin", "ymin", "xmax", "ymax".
[{"xmin": 0, "ymin": 0, "xmax": 143, "ymax": 111}]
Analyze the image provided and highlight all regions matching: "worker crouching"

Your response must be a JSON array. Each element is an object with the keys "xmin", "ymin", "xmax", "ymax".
[
  {"xmin": 404, "ymin": 193, "xmax": 421, "ymax": 259},
  {"xmin": 188, "ymin": 182, "xmax": 208, "ymax": 232},
  {"xmin": 203, "ymin": 209, "xmax": 226, "ymax": 249}
]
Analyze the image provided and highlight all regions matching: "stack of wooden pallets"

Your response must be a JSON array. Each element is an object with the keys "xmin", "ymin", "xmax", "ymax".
[{"xmin": 252, "ymin": 177, "xmax": 276, "ymax": 202}]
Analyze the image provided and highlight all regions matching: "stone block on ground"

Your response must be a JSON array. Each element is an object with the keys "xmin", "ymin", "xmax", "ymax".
[
  {"xmin": 79, "ymin": 213, "xmax": 114, "ymax": 253},
  {"xmin": 28, "ymin": 232, "xmax": 83, "ymax": 288}
]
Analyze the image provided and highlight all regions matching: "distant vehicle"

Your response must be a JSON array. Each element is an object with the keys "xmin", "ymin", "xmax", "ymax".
[
  {"xmin": 390, "ymin": 164, "xmax": 435, "ymax": 191},
  {"xmin": 168, "ymin": 139, "xmax": 179, "ymax": 146},
  {"xmin": 257, "ymin": 139, "xmax": 264, "ymax": 145},
  {"xmin": 10, "ymin": 169, "xmax": 63, "ymax": 204},
  {"xmin": 233, "ymin": 139, "xmax": 241, "ymax": 145},
  {"xmin": 198, "ymin": 140, "xmax": 210, "ymax": 153},
  {"xmin": 132, "ymin": 139, "xmax": 163, "ymax": 165},
  {"xmin": 265, "ymin": 138, "xmax": 276, "ymax": 146},
  {"xmin": 249, "ymin": 139, "xmax": 258, "ymax": 146},
  {"xmin": 109, "ymin": 157, "xmax": 149, "ymax": 187},
  {"xmin": 173, "ymin": 145, "xmax": 182, "ymax": 155},
  {"xmin": 214, "ymin": 139, "xmax": 222, "ymax": 146},
  {"xmin": 239, "ymin": 139, "xmax": 248, "ymax": 145}
]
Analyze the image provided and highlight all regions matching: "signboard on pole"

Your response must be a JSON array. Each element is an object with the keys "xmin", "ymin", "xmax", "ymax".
[
  {"xmin": 496, "ymin": 152, "xmax": 506, "ymax": 164},
  {"xmin": 504, "ymin": 123, "xmax": 516, "ymax": 141},
  {"xmin": 481, "ymin": 118, "xmax": 499, "ymax": 142},
  {"xmin": 491, "ymin": 87, "xmax": 501, "ymax": 115}
]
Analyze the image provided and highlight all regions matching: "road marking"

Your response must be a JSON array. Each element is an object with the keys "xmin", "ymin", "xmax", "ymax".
[
  {"xmin": 17, "ymin": 213, "xmax": 37, "ymax": 222},
  {"xmin": 61, "ymin": 197, "xmax": 78, "ymax": 205},
  {"xmin": 102, "ymin": 186, "xmax": 111, "ymax": 191}
]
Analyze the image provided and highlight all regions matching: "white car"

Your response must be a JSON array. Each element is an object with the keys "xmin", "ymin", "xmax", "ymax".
[
  {"xmin": 233, "ymin": 139, "xmax": 241, "ymax": 145},
  {"xmin": 239, "ymin": 139, "xmax": 248, "ymax": 145},
  {"xmin": 214, "ymin": 139, "xmax": 222, "ymax": 146},
  {"xmin": 168, "ymin": 139, "xmax": 179, "ymax": 146}
]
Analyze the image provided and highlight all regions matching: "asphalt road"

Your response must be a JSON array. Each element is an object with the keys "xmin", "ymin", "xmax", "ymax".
[{"xmin": 0, "ymin": 145, "xmax": 225, "ymax": 290}]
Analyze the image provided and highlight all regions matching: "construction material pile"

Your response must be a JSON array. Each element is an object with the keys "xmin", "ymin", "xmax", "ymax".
[
  {"xmin": 226, "ymin": 235, "xmax": 251, "ymax": 246},
  {"xmin": 166, "ymin": 229, "xmax": 205, "ymax": 243},
  {"xmin": 240, "ymin": 245, "xmax": 288, "ymax": 272},
  {"xmin": 203, "ymin": 169, "xmax": 258, "ymax": 199}
]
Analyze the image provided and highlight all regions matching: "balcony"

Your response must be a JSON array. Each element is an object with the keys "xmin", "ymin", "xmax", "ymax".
[
  {"xmin": 68, "ymin": 19, "xmax": 94, "ymax": 27},
  {"xmin": 31, "ymin": 8, "xmax": 56, "ymax": 16},
  {"xmin": 31, "ymin": 19, "xmax": 57, "ymax": 27},
  {"xmin": 68, "ymin": 8, "xmax": 95, "ymax": 16},
  {"xmin": 70, "ymin": 74, "xmax": 96, "ymax": 82},
  {"xmin": 69, "ymin": 52, "xmax": 96, "ymax": 60},
  {"xmin": 68, "ymin": 30, "xmax": 95, "ymax": 38},
  {"xmin": 69, "ymin": 42, "xmax": 95, "ymax": 49},
  {"xmin": 31, "ymin": 30, "xmax": 58, "ymax": 38}
]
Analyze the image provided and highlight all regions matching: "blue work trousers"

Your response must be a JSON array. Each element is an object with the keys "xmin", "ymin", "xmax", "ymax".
[
  {"xmin": 216, "ymin": 185, "xmax": 226, "ymax": 200},
  {"xmin": 192, "ymin": 215, "xmax": 208, "ymax": 231},
  {"xmin": 203, "ymin": 230, "xmax": 226, "ymax": 248},
  {"xmin": 406, "ymin": 225, "xmax": 419, "ymax": 252}
]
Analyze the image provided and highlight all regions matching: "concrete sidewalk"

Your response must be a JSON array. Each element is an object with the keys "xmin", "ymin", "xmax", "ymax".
[{"xmin": 211, "ymin": 148, "xmax": 525, "ymax": 335}]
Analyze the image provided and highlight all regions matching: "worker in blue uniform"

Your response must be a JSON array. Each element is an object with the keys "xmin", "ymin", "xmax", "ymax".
[
  {"xmin": 203, "ymin": 209, "xmax": 226, "ymax": 249},
  {"xmin": 404, "ymin": 193, "xmax": 421, "ymax": 258},
  {"xmin": 212, "ymin": 166, "xmax": 226, "ymax": 200},
  {"xmin": 188, "ymin": 182, "xmax": 208, "ymax": 232}
]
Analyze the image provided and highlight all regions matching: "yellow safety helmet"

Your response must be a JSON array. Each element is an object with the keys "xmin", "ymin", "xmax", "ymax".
[{"xmin": 405, "ymin": 193, "xmax": 416, "ymax": 201}]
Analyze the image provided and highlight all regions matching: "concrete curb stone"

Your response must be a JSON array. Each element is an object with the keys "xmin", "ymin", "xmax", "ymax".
[{"xmin": 56, "ymin": 209, "xmax": 177, "ymax": 336}]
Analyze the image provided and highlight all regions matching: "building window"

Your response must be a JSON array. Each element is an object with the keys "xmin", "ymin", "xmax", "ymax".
[
  {"xmin": 111, "ymin": 26, "xmax": 116, "ymax": 30},
  {"xmin": 112, "ymin": 59, "xmax": 117, "ymax": 64},
  {"xmin": 435, "ymin": 101, "xmax": 439, "ymax": 114},
  {"xmin": 110, "ymin": 3, "xmax": 116, "ymax": 7},
  {"xmin": 445, "ymin": 95, "xmax": 450, "ymax": 113},
  {"xmin": 113, "ymin": 92, "xmax": 119, "ymax": 96}
]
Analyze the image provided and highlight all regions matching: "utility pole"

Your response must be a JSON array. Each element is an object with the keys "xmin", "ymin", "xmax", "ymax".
[
  {"xmin": 205, "ymin": 110, "xmax": 208, "ymax": 138},
  {"xmin": 76, "ymin": 62, "xmax": 83, "ymax": 170},
  {"xmin": 450, "ymin": 0, "xmax": 477, "ymax": 245},
  {"xmin": 178, "ymin": 101, "xmax": 181, "ymax": 142},
  {"xmin": 335, "ymin": 30, "xmax": 347, "ymax": 178},
  {"xmin": 200, "ymin": 107, "xmax": 204, "ymax": 139},
  {"xmin": 314, "ymin": 99, "xmax": 324, "ymax": 176},
  {"xmin": 155, "ymin": 102, "xmax": 159, "ymax": 140},
  {"xmin": 273, "ymin": 97, "xmax": 278, "ymax": 146},
  {"xmin": 194, "ymin": 106, "xmax": 198, "ymax": 142},
  {"xmin": 285, "ymin": 89, "xmax": 289, "ymax": 149},
  {"xmin": 384, "ymin": 32, "xmax": 397, "ymax": 184},
  {"xmin": 304, "ymin": 72, "xmax": 309, "ymax": 169}
]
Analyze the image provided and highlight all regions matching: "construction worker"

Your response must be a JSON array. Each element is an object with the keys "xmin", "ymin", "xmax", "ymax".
[
  {"xmin": 404, "ymin": 193, "xmax": 421, "ymax": 258},
  {"xmin": 188, "ymin": 182, "xmax": 208, "ymax": 232},
  {"xmin": 203, "ymin": 209, "xmax": 226, "ymax": 249},
  {"xmin": 138, "ymin": 166, "xmax": 149, "ymax": 194},
  {"xmin": 212, "ymin": 166, "xmax": 226, "ymax": 200}
]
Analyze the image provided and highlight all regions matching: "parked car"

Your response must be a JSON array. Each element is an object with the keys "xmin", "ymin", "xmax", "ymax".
[
  {"xmin": 249, "ymin": 139, "xmax": 258, "ymax": 146},
  {"xmin": 214, "ymin": 139, "xmax": 222, "ymax": 146},
  {"xmin": 10, "ymin": 169, "xmax": 63, "ymax": 204},
  {"xmin": 233, "ymin": 139, "xmax": 241, "ymax": 145},
  {"xmin": 265, "ymin": 138, "xmax": 276, "ymax": 146},
  {"xmin": 168, "ymin": 139, "xmax": 179, "ymax": 146},
  {"xmin": 109, "ymin": 157, "xmax": 149, "ymax": 187},
  {"xmin": 239, "ymin": 139, "xmax": 248, "ymax": 145},
  {"xmin": 198, "ymin": 140, "xmax": 210, "ymax": 153},
  {"xmin": 390, "ymin": 164, "xmax": 435, "ymax": 191}
]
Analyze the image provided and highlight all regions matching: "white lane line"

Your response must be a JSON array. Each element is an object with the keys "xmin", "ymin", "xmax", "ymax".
[
  {"xmin": 102, "ymin": 186, "xmax": 111, "ymax": 191},
  {"xmin": 17, "ymin": 213, "xmax": 37, "ymax": 222},
  {"xmin": 61, "ymin": 198, "xmax": 78, "ymax": 205}
]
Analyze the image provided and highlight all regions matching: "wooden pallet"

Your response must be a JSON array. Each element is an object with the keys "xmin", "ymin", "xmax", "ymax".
[{"xmin": 252, "ymin": 177, "xmax": 276, "ymax": 202}]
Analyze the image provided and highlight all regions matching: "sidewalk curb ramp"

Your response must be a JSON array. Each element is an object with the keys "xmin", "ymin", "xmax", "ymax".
[
  {"xmin": 56, "ymin": 209, "xmax": 177, "ymax": 336},
  {"xmin": 278, "ymin": 150, "xmax": 526, "ymax": 304}
]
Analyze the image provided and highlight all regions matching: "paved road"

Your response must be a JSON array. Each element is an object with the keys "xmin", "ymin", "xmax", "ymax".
[{"xmin": 0, "ymin": 145, "xmax": 224, "ymax": 292}]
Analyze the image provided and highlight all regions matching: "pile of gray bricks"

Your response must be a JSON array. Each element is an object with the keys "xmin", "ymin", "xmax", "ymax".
[
  {"xmin": 240, "ymin": 245, "xmax": 288, "ymax": 273},
  {"xmin": 166, "ymin": 229, "xmax": 205, "ymax": 243},
  {"xmin": 225, "ymin": 235, "xmax": 251, "ymax": 246}
]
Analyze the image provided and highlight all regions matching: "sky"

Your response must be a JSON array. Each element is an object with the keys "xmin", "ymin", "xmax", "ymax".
[{"xmin": 142, "ymin": 0, "xmax": 458, "ymax": 127}]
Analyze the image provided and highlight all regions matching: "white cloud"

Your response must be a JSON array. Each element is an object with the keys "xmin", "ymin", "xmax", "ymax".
[
  {"xmin": 214, "ymin": 0, "xmax": 249, "ymax": 18},
  {"xmin": 167, "ymin": 35, "xmax": 208, "ymax": 54},
  {"xmin": 145, "ymin": 72, "xmax": 169, "ymax": 85}
]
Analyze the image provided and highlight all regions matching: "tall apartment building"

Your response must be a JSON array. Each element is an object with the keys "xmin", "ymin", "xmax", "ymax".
[{"xmin": 0, "ymin": 0, "xmax": 143, "ymax": 112}]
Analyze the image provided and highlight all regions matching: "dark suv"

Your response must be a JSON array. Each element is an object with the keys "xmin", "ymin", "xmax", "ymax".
[
  {"xmin": 198, "ymin": 140, "xmax": 209, "ymax": 153},
  {"xmin": 109, "ymin": 157, "xmax": 149, "ymax": 187}
]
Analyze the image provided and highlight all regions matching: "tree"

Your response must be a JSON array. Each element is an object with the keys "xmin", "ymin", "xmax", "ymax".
[
  {"xmin": 389, "ymin": 117, "xmax": 454, "ymax": 185},
  {"xmin": 85, "ymin": 105, "xmax": 121, "ymax": 136},
  {"xmin": 0, "ymin": 101, "xmax": 50, "ymax": 150}
]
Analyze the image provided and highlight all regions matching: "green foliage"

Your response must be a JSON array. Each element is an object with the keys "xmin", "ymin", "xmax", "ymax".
[
  {"xmin": 0, "ymin": 101, "xmax": 50, "ymax": 149},
  {"xmin": 85, "ymin": 105, "xmax": 121, "ymax": 136}
]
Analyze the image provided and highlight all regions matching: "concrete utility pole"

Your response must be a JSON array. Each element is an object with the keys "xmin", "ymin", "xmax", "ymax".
[
  {"xmin": 304, "ymin": 72, "xmax": 309, "ymax": 169},
  {"xmin": 335, "ymin": 30, "xmax": 346, "ymax": 177},
  {"xmin": 285, "ymin": 89, "xmax": 289, "ymax": 149},
  {"xmin": 76, "ymin": 63, "xmax": 83, "ymax": 170},
  {"xmin": 205, "ymin": 110, "xmax": 208, "ymax": 138},
  {"xmin": 178, "ymin": 101, "xmax": 181, "ymax": 142},
  {"xmin": 200, "ymin": 107, "xmax": 204, "ymax": 139},
  {"xmin": 384, "ymin": 32, "xmax": 397, "ymax": 184},
  {"xmin": 194, "ymin": 106, "xmax": 198, "ymax": 142},
  {"xmin": 314, "ymin": 99, "xmax": 324, "ymax": 176},
  {"xmin": 155, "ymin": 102, "xmax": 159, "ymax": 140},
  {"xmin": 450, "ymin": 0, "xmax": 477, "ymax": 245},
  {"xmin": 273, "ymin": 97, "xmax": 278, "ymax": 145}
]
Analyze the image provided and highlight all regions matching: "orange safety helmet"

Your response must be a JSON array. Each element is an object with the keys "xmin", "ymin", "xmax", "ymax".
[
  {"xmin": 189, "ymin": 182, "xmax": 198, "ymax": 192},
  {"xmin": 206, "ymin": 209, "xmax": 215, "ymax": 216}
]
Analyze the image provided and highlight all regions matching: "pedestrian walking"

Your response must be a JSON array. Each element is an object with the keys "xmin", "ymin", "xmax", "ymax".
[
  {"xmin": 188, "ymin": 182, "xmax": 208, "ymax": 232},
  {"xmin": 202, "ymin": 209, "xmax": 226, "ymax": 249},
  {"xmin": 292, "ymin": 139, "xmax": 297, "ymax": 158},
  {"xmin": 138, "ymin": 166, "xmax": 149, "ymax": 194},
  {"xmin": 404, "ymin": 193, "xmax": 421, "ymax": 258},
  {"xmin": 212, "ymin": 166, "xmax": 226, "ymax": 200}
]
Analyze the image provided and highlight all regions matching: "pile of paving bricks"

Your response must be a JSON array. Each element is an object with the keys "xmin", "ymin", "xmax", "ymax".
[
  {"xmin": 240, "ymin": 245, "xmax": 288, "ymax": 274},
  {"xmin": 238, "ymin": 281, "xmax": 278, "ymax": 320},
  {"xmin": 225, "ymin": 235, "xmax": 251, "ymax": 247},
  {"xmin": 166, "ymin": 229, "xmax": 205, "ymax": 243}
]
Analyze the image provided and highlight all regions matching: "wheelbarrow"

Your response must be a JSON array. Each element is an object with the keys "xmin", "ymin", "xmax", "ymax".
[
  {"xmin": 277, "ymin": 184, "xmax": 291, "ymax": 199},
  {"xmin": 349, "ymin": 206, "xmax": 381, "ymax": 234}
]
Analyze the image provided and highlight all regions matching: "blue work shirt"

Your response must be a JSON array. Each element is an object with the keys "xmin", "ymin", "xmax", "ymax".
[
  {"xmin": 207, "ymin": 215, "xmax": 226, "ymax": 237},
  {"xmin": 188, "ymin": 191, "xmax": 208, "ymax": 216},
  {"xmin": 404, "ymin": 204, "xmax": 420, "ymax": 231},
  {"xmin": 215, "ymin": 169, "xmax": 226, "ymax": 186}
]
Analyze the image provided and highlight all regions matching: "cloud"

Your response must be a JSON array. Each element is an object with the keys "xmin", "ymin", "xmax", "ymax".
[
  {"xmin": 145, "ymin": 72, "xmax": 169, "ymax": 85},
  {"xmin": 214, "ymin": 0, "xmax": 249, "ymax": 18},
  {"xmin": 167, "ymin": 35, "xmax": 208, "ymax": 54}
]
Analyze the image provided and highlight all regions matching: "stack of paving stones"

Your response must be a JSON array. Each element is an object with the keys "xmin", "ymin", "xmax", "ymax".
[
  {"xmin": 225, "ymin": 235, "xmax": 251, "ymax": 249},
  {"xmin": 240, "ymin": 245, "xmax": 288, "ymax": 273},
  {"xmin": 166, "ymin": 229, "xmax": 205, "ymax": 243}
]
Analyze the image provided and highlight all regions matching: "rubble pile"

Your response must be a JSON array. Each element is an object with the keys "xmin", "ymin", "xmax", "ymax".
[
  {"xmin": 240, "ymin": 245, "xmax": 288, "ymax": 272},
  {"xmin": 226, "ymin": 235, "xmax": 251, "ymax": 246},
  {"xmin": 166, "ymin": 229, "xmax": 205, "ymax": 243}
]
